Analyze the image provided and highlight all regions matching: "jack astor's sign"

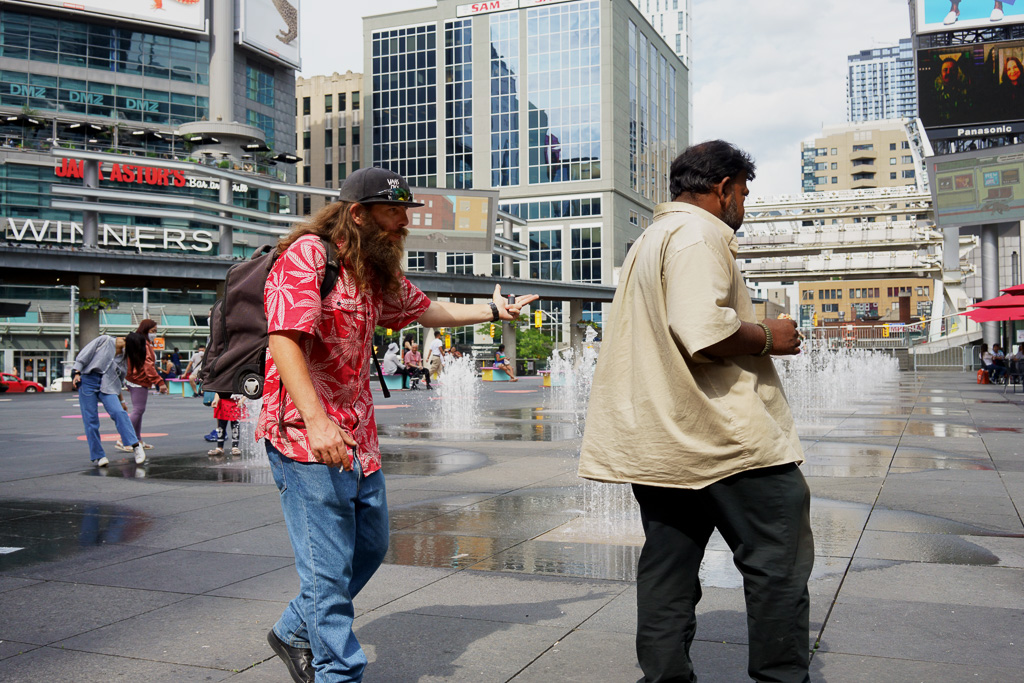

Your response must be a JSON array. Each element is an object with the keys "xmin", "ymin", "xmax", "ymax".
[
  {"xmin": 4, "ymin": 218, "xmax": 215, "ymax": 253},
  {"xmin": 55, "ymin": 157, "xmax": 187, "ymax": 187},
  {"xmin": 54, "ymin": 158, "xmax": 250, "ymax": 193}
]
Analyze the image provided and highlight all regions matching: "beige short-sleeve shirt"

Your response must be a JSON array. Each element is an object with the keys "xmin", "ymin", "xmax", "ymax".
[{"xmin": 578, "ymin": 202, "xmax": 803, "ymax": 489}]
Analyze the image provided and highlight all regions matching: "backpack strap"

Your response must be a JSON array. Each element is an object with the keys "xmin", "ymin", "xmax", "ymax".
[{"xmin": 316, "ymin": 238, "xmax": 390, "ymax": 399}]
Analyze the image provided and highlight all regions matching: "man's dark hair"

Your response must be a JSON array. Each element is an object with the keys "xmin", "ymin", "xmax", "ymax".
[{"xmin": 669, "ymin": 140, "xmax": 756, "ymax": 199}]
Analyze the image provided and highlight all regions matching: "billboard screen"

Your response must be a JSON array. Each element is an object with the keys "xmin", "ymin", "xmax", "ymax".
[
  {"xmin": 404, "ymin": 188, "xmax": 497, "ymax": 254},
  {"xmin": 237, "ymin": 0, "xmax": 300, "ymax": 68},
  {"xmin": 927, "ymin": 143, "xmax": 1024, "ymax": 228},
  {"xmin": 8, "ymin": 0, "xmax": 208, "ymax": 33},
  {"xmin": 918, "ymin": 38, "xmax": 1024, "ymax": 134},
  {"xmin": 915, "ymin": 0, "xmax": 1024, "ymax": 35}
]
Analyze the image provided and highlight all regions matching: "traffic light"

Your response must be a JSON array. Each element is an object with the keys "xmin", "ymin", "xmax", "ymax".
[
  {"xmin": 444, "ymin": 333, "xmax": 451, "ymax": 349},
  {"xmin": 812, "ymin": 313, "xmax": 818, "ymax": 327},
  {"xmin": 489, "ymin": 324, "xmax": 495, "ymax": 338},
  {"xmin": 534, "ymin": 309, "xmax": 542, "ymax": 329}
]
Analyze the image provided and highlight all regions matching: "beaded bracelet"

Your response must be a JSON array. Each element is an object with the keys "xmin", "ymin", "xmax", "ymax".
[{"xmin": 756, "ymin": 323, "xmax": 773, "ymax": 357}]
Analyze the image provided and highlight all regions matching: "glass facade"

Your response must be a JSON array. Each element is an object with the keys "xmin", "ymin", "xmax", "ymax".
[
  {"xmin": 246, "ymin": 64, "xmax": 275, "ymax": 106},
  {"xmin": 526, "ymin": 0, "xmax": 601, "ymax": 184},
  {"xmin": 490, "ymin": 12, "xmax": 520, "ymax": 187},
  {"xmin": 371, "ymin": 25, "xmax": 438, "ymax": 187},
  {"xmin": 571, "ymin": 226, "xmax": 601, "ymax": 283},
  {"xmin": 628, "ymin": 21, "xmax": 638, "ymax": 192},
  {"xmin": 0, "ymin": 70, "xmax": 208, "ymax": 127},
  {"xmin": 444, "ymin": 19, "xmax": 472, "ymax": 189},
  {"xmin": 529, "ymin": 229, "xmax": 562, "ymax": 280},
  {"xmin": 498, "ymin": 196, "xmax": 601, "ymax": 220},
  {"xmin": 247, "ymin": 109, "xmax": 275, "ymax": 148},
  {"xmin": 0, "ymin": 10, "xmax": 210, "ymax": 85}
]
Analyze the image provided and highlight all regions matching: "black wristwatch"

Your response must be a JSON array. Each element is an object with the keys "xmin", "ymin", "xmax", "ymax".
[{"xmin": 488, "ymin": 302, "xmax": 500, "ymax": 322}]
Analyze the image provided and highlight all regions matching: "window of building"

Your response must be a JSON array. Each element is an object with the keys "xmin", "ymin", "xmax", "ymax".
[
  {"xmin": 324, "ymin": 129, "xmax": 332, "ymax": 147},
  {"xmin": 352, "ymin": 125, "xmax": 360, "ymax": 146},
  {"xmin": 245, "ymin": 64, "xmax": 274, "ymax": 106},
  {"xmin": 302, "ymin": 96, "xmax": 310, "ymax": 115},
  {"xmin": 901, "ymin": 155, "xmax": 913, "ymax": 164},
  {"xmin": 891, "ymin": 172, "xmax": 897, "ymax": 179},
  {"xmin": 571, "ymin": 226, "xmax": 601, "ymax": 283},
  {"xmin": 852, "ymin": 144, "xmax": 874, "ymax": 151},
  {"xmin": 351, "ymin": 92, "xmax": 359, "ymax": 110},
  {"xmin": 302, "ymin": 131, "xmax": 310, "ymax": 149},
  {"xmin": 831, "ymin": 162, "xmax": 837, "ymax": 170},
  {"xmin": 499, "ymin": 197, "xmax": 602, "ymax": 220},
  {"xmin": 629, "ymin": 210, "xmax": 639, "ymax": 226},
  {"xmin": 832, "ymin": 177, "xmax": 838, "ymax": 183},
  {"xmin": 371, "ymin": 24, "xmax": 437, "ymax": 185},
  {"xmin": 339, "ymin": 92, "xmax": 347, "ymax": 111},
  {"xmin": 889, "ymin": 142, "xmax": 897, "ymax": 150},
  {"xmin": 302, "ymin": 196, "xmax": 311, "ymax": 214},
  {"xmin": 446, "ymin": 252, "xmax": 473, "ymax": 275},
  {"xmin": 446, "ymin": 18, "xmax": 473, "ymax": 189},
  {"xmin": 246, "ymin": 109, "xmax": 275, "ymax": 147},
  {"xmin": 527, "ymin": 0, "xmax": 602, "ymax": 184},
  {"xmin": 407, "ymin": 251, "xmax": 425, "ymax": 272},
  {"xmin": 901, "ymin": 140, "xmax": 910, "ymax": 149},
  {"xmin": 302, "ymin": 166, "xmax": 310, "ymax": 184},
  {"xmin": 831, "ymin": 148, "xmax": 838, "ymax": 155},
  {"xmin": 490, "ymin": 11, "xmax": 520, "ymax": 186},
  {"xmin": 529, "ymin": 229, "xmax": 562, "ymax": 280},
  {"xmin": 890, "ymin": 157, "xmax": 897, "ymax": 165},
  {"xmin": 902, "ymin": 169, "xmax": 915, "ymax": 179},
  {"xmin": 324, "ymin": 94, "xmax": 332, "ymax": 112}
]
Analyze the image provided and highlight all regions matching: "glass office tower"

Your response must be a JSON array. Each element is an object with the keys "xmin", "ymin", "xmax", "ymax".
[{"xmin": 364, "ymin": 0, "xmax": 688, "ymax": 336}]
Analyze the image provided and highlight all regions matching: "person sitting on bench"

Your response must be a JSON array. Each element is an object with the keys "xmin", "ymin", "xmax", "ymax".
[
  {"xmin": 382, "ymin": 342, "xmax": 412, "ymax": 389},
  {"xmin": 495, "ymin": 344, "xmax": 517, "ymax": 382}
]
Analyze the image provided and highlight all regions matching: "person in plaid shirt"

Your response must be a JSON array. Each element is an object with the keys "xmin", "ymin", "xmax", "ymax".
[{"xmin": 261, "ymin": 167, "xmax": 537, "ymax": 683}]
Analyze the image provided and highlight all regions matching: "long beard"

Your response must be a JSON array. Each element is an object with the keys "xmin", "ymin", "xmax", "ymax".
[{"xmin": 359, "ymin": 215, "xmax": 407, "ymax": 290}]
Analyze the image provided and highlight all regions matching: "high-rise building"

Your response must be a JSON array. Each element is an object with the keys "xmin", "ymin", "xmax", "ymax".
[
  {"xmin": 296, "ymin": 72, "xmax": 363, "ymax": 215},
  {"xmin": 800, "ymin": 120, "xmax": 921, "ymax": 194},
  {"xmin": 628, "ymin": 0, "xmax": 692, "ymax": 67},
  {"xmin": 363, "ymin": 0, "xmax": 688, "ymax": 333},
  {"xmin": 847, "ymin": 38, "xmax": 917, "ymax": 123}
]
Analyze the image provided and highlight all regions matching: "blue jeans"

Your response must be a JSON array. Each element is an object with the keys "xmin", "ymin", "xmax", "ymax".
[
  {"xmin": 79, "ymin": 373, "xmax": 138, "ymax": 462},
  {"xmin": 266, "ymin": 442, "xmax": 389, "ymax": 683}
]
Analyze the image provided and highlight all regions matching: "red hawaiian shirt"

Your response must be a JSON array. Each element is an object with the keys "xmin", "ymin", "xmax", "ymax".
[{"xmin": 256, "ymin": 234, "xmax": 430, "ymax": 473}]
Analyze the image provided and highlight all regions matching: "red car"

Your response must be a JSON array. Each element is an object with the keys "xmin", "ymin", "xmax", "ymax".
[{"xmin": 0, "ymin": 373, "xmax": 44, "ymax": 393}]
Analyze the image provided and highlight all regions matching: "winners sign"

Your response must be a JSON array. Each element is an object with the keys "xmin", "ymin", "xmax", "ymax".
[{"xmin": 4, "ymin": 218, "xmax": 215, "ymax": 253}]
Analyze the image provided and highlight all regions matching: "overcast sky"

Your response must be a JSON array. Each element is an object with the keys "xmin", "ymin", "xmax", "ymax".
[{"xmin": 300, "ymin": 0, "xmax": 912, "ymax": 198}]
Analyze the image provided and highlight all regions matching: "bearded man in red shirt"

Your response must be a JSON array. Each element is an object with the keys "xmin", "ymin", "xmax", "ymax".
[{"xmin": 259, "ymin": 167, "xmax": 537, "ymax": 683}]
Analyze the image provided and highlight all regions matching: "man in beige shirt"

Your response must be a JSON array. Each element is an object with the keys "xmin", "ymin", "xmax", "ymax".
[{"xmin": 580, "ymin": 140, "xmax": 812, "ymax": 683}]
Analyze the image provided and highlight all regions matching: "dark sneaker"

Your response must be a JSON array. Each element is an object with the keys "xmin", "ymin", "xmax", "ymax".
[
  {"xmin": 267, "ymin": 630, "xmax": 314, "ymax": 683},
  {"xmin": 204, "ymin": 429, "xmax": 218, "ymax": 442}
]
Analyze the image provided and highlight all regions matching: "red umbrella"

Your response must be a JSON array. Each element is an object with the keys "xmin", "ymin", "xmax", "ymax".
[
  {"xmin": 969, "ymin": 293, "xmax": 1024, "ymax": 308},
  {"xmin": 961, "ymin": 307, "xmax": 1024, "ymax": 322},
  {"xmin": 1001, "ymin": 283, "xmax": 1024, "ymax": 295}
]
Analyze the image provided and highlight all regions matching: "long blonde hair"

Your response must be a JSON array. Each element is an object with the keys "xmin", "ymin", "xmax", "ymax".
[{"xmin": 276, "ymin": 201, "xmax": 402, "ymax": 296}]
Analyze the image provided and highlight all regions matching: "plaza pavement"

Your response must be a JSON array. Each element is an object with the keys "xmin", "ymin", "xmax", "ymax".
[{"xmin": 0, "ymin": 370, "xmax": 1022, "ymax": 682}]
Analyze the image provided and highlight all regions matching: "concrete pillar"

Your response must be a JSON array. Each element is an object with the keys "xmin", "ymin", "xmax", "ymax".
[
  {"xmin": 981, "ymin": 223, "xmax": 1000, "ymax": 347},
  {"xmin": 502, "ymin": 217, "xmax": 513, "ymax": 278},
  {"xmin": 568, "ymin": 298, "xmax": 584, "ymax": 356},
  {"xmin": 209, "ymin": 0, "xmax": 234, "ymax": 123},
  {"xmin": 218, "ymin": 178, "xmax": 233, "ymax": 256},
  {"xmin": 77, "ymin": 274, "xmax": 101, "ymax": 348},
  {"xmin": 424, "ymin": 252, "xmax": 437, "ymax": 272},
  {"xmin": 82, "ymin": 159, "xmax": 99, "ymax": 248},
  {"xmin": 501, "ymin": 217, "xmax": 517, "ymax": 369}
]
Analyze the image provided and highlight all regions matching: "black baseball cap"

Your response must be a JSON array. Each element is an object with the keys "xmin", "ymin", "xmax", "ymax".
[{"xmin": 338, "ymin": 167, "xmax": 424, "ymax": 207}]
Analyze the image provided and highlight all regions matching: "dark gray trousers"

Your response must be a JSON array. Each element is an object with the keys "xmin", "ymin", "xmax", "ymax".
[{"xmin": 632, "ymin": 463, "xmax": 814, "ymax": 683}]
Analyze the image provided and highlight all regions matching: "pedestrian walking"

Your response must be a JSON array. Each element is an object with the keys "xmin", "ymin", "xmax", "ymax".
[
  {"xmin": 579, "ymin": 141, "xmax": 812, "ymax": 683},
  {"xmin": 72, "ymin": 334, "xmax": 148, "ymax": 467},
  {"xmin": 120, "ymin": 319, "xmax": 168, "ymax": 452},
  {"xmin": 259, "ymin": 166, "xmax": 537, "ymax": 683}
]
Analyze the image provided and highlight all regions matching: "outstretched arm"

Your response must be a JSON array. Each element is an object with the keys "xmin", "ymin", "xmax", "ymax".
[{"xmin": 417, "ymin": 284, "xmax": 539, "ymax": 327}]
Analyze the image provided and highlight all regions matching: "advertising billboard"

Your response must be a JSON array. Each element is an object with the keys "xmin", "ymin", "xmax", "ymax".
[
  {"xmin": 404, "ymin": 188, "xmax": 498, "ymax": 254},
  {"xmin": 927, "ymin": 143, "xmax": 1024, "ymax": 228},
  {"xmin": 237, "ymin": 0, "xmax": 300, "ymax": 69},
  {"xmin": 915, "ymin": 0, "xmax": 1024, "ymax": 35},
  {"xmin": 917, "ymin": 38, "xmax": 1024, "ymax": 137},
  {"xmin": 8, "ymin": 0, "xmax": 208, "ymax": 33}
]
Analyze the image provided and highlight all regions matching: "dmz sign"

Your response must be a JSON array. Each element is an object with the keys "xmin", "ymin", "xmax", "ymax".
[{"xmin": 4, "ymin": 218, "xmax": 215, "ymax": 253}]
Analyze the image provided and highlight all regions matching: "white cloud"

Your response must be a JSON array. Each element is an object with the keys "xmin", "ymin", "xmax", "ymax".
[{"xmin": 692, "ymin": 0, "xmax": 913, "ymax": 197}]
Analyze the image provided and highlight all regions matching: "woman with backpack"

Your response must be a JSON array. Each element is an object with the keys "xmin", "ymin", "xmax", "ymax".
[{"xmin": 120, "ymin": 319, "xmax": 168, "ymax": 452}]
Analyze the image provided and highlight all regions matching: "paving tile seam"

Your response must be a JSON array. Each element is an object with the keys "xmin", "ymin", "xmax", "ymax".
[
  {"xmin": 809, "ymin": 376, "xmax": 920, "ymax": 662},
  {"xmin": 959, "ymin": 388, "xmax": 1024, "ymax": 530},
  {"xmin": 502, "ymin": 624, "xmax": 582, "ymax": 682},
  {"xmin": 24, "ymin": 643, "xmax": 249, "ymax": 672}
]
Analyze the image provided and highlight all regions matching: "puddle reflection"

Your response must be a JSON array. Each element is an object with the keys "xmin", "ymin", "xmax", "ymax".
[{"xmin": 0, "ymin": 501, "xmax": 149, "ymax": 571}]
